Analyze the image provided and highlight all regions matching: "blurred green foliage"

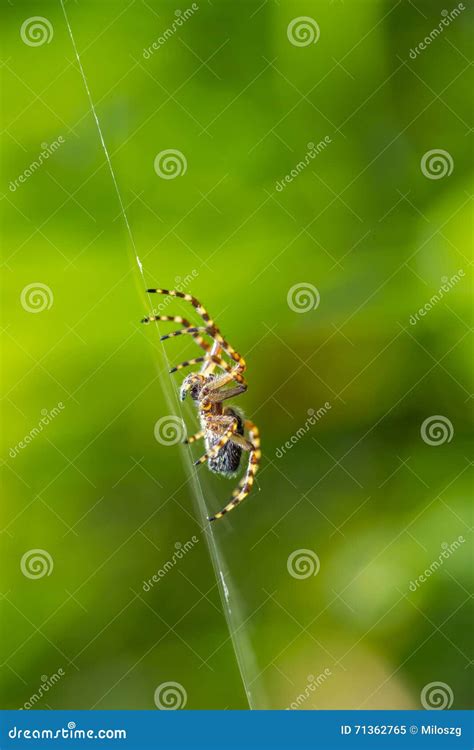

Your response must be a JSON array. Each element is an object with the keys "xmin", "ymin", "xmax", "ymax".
[{"xmin": 1, "ymin": 0, "xmax": 472, "ymax": 710}]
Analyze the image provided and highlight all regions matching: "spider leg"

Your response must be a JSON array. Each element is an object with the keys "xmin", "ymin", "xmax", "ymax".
[
  {"xmin": 206, "ymin": 384, "xmax": 247, "ymax": 403},
  {"xmin": 146, "ymin": 289, "xmax": 246, "ymax": 371},
  {"xmin": 228, "ymin": 433, "xmax": 254, "ymax": 452},
  {"xmin": 160, "ymin": 326, "xmax": 208, "ymax": 341},
  {"xmin": 162, "ymin": 325, "xmax": 246, "ymax": 372},
  {"xmin": 142, "ymin": 314, "xmax": 191, "ymax": 326},
  {"xmin": 193, "ymin": 417, "xmax": 238, "ymax": 466},
  {"xmin": 141, "ymin": 314, "xmax": 210, "ymax": 353},
  {"xmin": 209, "ymin": 420, "xmax": 261, "ymax": 521},
  {"xmin": 231, "ymin": 420, "xmax": 260, "ymax": 496},
  {"xmin": 170, "ymin": 354, "xmax": 246, "ymax": 385},
  {"xmin": 170, "ymin": 355, "xmax": 208, "ymax": 372},
  {"xmin": 183, "ymin": 430, "xmax": 204, "ymax": 445},
  {"xmin": 146, "ymin": 289, "xmax": 219, "ymax": 329},
  {"xmin": 200, "ymin": 370, "xmax": 247, "ymax": 401},
  {"xmin": 200, "ymin": 341, "xmax": 221, "ymax": 376}
]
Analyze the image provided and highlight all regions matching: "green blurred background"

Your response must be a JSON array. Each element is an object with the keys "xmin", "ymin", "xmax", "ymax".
[{"xmin": 1, "ymin": 0, "xmax": 472, "ymax": 710}]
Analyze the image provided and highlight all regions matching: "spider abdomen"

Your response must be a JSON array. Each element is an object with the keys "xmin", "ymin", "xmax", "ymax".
[{"xmin": 207, "ymin": 409, "xmax": 244, "ymax": 476}]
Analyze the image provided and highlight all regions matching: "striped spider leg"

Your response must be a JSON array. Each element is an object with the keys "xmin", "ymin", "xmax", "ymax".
[
  {"xmin": 144, "ymin": 289, "xmax": 247, "ymax": 385},
  {"xmin": 142, "ymin": 289, "xmax": 261, "ymax": 521}
]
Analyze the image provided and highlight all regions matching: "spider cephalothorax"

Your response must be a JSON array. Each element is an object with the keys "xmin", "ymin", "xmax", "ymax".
[
  {"xmin": 142, "ymin": 289, "xmax": 261, "ymax": 521},
  {"xmin": 179, "ymin": 372, "xmax": 208, "ymax": 402}
]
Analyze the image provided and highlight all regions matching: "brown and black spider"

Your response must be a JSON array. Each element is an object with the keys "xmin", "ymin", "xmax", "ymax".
[{"xmin": 142, "ymin": 289, "xmax": 261, "ymax": 521}]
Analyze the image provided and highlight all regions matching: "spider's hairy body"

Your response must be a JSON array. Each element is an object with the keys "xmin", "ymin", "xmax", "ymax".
[
  {"xmin": 202, "ymin": 406, "xmax": 244, "ymax": 477},
  {"xmin": 142, "ymin": 289, "xmax": 261, "ymax": 521}
]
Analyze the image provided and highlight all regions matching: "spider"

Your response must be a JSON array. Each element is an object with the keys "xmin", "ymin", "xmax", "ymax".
[{"xmin": 142, "ymin": 289, "xmax": 261, "ymax": 521}]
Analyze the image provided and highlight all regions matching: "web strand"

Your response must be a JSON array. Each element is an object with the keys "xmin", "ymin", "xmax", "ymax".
[{"xmin": 60, "ymin": 0, "xmax": 262, "ymax": 709}]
